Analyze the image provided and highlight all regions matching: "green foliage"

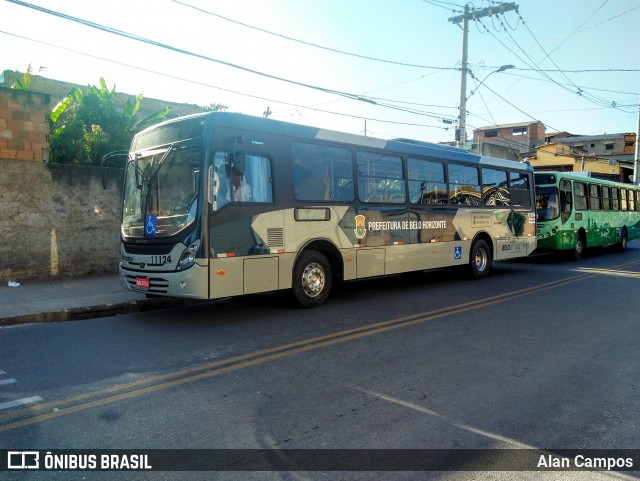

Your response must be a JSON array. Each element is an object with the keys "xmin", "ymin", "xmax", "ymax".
[
  {"xmin": 197, "ymin": 102, "xmax": 228, "ymax": 113},
  {"xmin": 12, "ymin": 64, "xmax": 33, "ymax": 91},
  {"xmin": 49, "ymin": 77, "xmax": 171, "ymax": 166}
]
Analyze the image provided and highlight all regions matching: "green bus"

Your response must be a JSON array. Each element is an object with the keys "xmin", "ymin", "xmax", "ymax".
[
  {"xmin": 535, "ymin": 171, "xmax": 640, "ymax": 259},
  {"xmin": 119, "ymin": 112, "xmax": 537, "ymax": 307}
]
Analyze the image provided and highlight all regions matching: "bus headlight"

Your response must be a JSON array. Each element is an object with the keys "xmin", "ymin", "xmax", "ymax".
[{"xmin": 176, "ymin": 240, "xmax": 201, "ymax": 271}]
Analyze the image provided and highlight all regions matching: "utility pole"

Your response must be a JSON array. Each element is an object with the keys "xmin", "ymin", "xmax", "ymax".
[{"xmin": 449, "ymin": 2, "xmax": 519, "ymax": 149}]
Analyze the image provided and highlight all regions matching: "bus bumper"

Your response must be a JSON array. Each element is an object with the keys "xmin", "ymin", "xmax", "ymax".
[{"xmin": 119, "ymin": 263, "xmax": 209, "ymax": 299}]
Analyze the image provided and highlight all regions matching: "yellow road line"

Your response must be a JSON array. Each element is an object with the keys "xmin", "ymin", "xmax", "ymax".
[{"xmin": 2, "ymin": 261, "xmax": 639, "ymax": 432}]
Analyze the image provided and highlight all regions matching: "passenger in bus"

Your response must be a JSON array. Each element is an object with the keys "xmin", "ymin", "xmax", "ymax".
[{"xmin": 231, "ymin": 169, "xmax": 252, "ymax": 202}]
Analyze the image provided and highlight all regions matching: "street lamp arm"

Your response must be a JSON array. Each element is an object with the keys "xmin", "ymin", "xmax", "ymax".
[{"xmin": 466, "ymin": 64, "xmax": 515, "ymax": 100}]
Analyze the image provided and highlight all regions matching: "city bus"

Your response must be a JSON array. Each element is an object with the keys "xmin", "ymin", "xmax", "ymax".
[
  {"xmin": 535, "ymin": 171, "xmax": 640, "ymax": 259},
  {"xmin": 119, "ymin": 112, "xmax": 536, "ymax": 307}
]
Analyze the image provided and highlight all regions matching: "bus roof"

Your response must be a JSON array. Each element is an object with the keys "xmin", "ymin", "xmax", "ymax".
[
  {"xmin": 535, "ymin": 171, "xmax": 637, "ymax": 188},
  {"xmin": 135, "ymin": 112, "xmax": 533, "ymax": 172}
]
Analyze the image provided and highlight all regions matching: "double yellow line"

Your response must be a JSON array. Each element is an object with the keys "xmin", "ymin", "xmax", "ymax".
[{"xmin": 2, "ymin": 261, "xmax": 638, "ymax": 433}]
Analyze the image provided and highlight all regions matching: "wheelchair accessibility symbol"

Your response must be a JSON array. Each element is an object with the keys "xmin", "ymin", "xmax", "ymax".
[
  {"xmin": 454, "ymin": 245, "xmax": 462, "ymax": 260},
  {"xmin": 145, "ymin": 214, "xmax": 157, "ymax": 237}
]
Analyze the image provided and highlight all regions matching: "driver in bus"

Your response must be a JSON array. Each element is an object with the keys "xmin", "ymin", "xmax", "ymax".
[
  {"xmin": 228, "ymin": 167, "xmax": 252, "ymax": 202},
  {"xmin": 217, "ymin": 162, "xmax": 252, "ymax": 204}
]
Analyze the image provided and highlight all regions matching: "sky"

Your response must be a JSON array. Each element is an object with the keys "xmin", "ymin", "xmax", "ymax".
[{"xmin": 1, "ymin": 0, "xmax": 639, "ymax": 145}]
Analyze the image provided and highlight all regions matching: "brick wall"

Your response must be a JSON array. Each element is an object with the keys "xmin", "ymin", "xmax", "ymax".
[{"xmin": 0, "ymin": 86, "xmax": 50, "ymax": 162}]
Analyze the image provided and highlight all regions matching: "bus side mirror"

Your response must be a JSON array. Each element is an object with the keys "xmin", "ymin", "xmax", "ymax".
[{"xmin": 232, "ymin": 151, "xmax": 245, "ymax": 175}]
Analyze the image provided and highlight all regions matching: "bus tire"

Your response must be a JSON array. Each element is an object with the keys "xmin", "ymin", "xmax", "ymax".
[
  {"xmin": 572, "ymin": 232, "xmax": 586, "ymax": 260},
  {"xmin": 469, "ymin": 239, "xmax": 492, "ymax": 280},
  {"xmin": 292, "ymin": 250, "xmax": 332, "ymax": 308}
]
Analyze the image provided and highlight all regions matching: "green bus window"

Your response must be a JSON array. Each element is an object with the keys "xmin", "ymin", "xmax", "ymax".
[
  {"xmin": 602, "ymin": 186, "xmax": 611, "ymax": 211},
  {"xmin": 292, "ymin": 142, "xmax": 354, "ymax": 202},
  {"xmin": 482, "ymin": 168, "xmax": 509, "ymax": 206},
  {"xmin": 589, "ymin": 184, "xmax": 601, "ymax": 211},
  {"xmin": 448, "ymin": 164, "xmax": 481, "ymax": 206},
  {"xmin": 611, "ymin": 188, "xmax": 620, "ymax": 211},
  {"xmin": 536, "ymin": 187, "xmax": 559, "ymax": 221},
  {"xmin": 408, "ymin": 158, "xmax": 447, "ymax": 205},
  {"xmin": 357, "ymin": 152, "xmax": 405, "ymax": 204},
  {"xmin": 629, "ymin": 190, "xmax": 636, "ymax": 211},
  {"xmin": 621, "ymin": 188, "xmax": 628, "ymax": 211},
  {"xmin": 574, "ymin": 182, "xmax": 588, "ymax": 211}
]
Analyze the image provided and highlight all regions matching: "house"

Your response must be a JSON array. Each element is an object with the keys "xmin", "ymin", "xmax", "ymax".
[
  {"xmin": 472, "ymin": 121, "xmax": 546, "ymax": 160},
  {"xmin": 529, "ymin": 134, "xmax": 637, "ymax": 182}
]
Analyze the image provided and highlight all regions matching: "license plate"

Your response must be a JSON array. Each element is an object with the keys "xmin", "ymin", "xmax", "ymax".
[{"xmin": 135, "ymin": 277, "xmax": 150, "ymax": 289}]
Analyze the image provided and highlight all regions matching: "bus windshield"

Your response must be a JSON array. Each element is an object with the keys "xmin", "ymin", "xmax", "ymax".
[
  {"xmin": 122, "ymin": 144, "xmax": 201, "ymax": 238},
  {"xmin": 536, "ymin": 186, "xmax": 560, "ymax": 221}
]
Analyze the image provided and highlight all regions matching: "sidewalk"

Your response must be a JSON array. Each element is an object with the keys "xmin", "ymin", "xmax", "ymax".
[{"xmin": 0, "ymin": 275, "xmax": 192, "ymax": 327}]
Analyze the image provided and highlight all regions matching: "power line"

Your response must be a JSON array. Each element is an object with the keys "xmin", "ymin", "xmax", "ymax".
[
  {"xmin": 171, "ymin": 0, "xmax": 461, "ymax": 72},
  {"xmin": 0, "ymin": 29, "xmax": 451, "ymax": 134},
  {"xmin": 7, "ymin": 0, "xmax": 466, "ymax": 132},
  {"xmin": 6, "ymin": 0, "xmax": 381, "ymax": 105}
]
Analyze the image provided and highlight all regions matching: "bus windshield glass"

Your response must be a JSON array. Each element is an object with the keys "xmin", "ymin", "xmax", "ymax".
[
  {"xmin": 536, "ymin": 186, "xmax": 560, "ymax": 221},
  {"xmin": 122, "ymin": 144, "xmax": 201, "ymax": 238}
]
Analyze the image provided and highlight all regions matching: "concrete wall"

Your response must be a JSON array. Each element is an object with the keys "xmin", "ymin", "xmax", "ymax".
[{"xmin": 0, "ymin": 159, "xmax": 124, "ymax": 281}]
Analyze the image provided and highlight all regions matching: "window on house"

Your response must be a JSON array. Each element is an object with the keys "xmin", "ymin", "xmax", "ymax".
[
  {"xmin": 512, "ymin": 127, "xmax": 527, "ymax": 136},
  {"xmin": 605, "ymin": 143, "xmax": 614, "ymax": 151},
  {"xmin": 484, "ymin": 130, "xmax": 498, "ymax": 138}
]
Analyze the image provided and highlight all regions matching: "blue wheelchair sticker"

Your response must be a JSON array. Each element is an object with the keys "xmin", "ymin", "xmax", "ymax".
[
  {"xmin": 145, "ymin": 214, "xmax": 157, "ymax": 237},
  {"xmin": 454, "ymin": 245, "xmax": 462, "ymax": 260}
]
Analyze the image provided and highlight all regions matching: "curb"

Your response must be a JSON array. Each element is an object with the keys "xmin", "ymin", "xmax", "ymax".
[{"xmin": 0, "ymin": 298, "xmax": 199, "ymax": 327}]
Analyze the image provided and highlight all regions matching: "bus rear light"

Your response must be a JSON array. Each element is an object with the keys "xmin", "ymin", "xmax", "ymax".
[{"xmin": 216, "ymin": 270, "xmax": 226, "ymax": 275}]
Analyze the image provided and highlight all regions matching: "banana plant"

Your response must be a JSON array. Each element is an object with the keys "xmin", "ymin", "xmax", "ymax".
[{"xmin": 49, "ymin": 77, "xmax": 170, "ymax": 165}]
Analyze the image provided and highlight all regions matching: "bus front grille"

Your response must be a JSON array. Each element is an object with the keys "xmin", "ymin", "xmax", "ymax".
[{"xmin": 124, "ymin": 275, "xmax": 170, "ymax": 294}]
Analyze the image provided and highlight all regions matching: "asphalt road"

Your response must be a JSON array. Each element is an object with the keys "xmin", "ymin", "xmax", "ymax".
[{"xmin": 2, "ymin": 244, "xmax": 640, "ymax": 481}]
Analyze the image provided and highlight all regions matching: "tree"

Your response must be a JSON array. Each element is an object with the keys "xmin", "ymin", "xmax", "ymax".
[
  {"xmin": 49, "ymin": 78, "xmax": 170, "ymax": 166},
  {"xmin": 196, "ymin": 102, "xmax": 228, "ymax": 113}
]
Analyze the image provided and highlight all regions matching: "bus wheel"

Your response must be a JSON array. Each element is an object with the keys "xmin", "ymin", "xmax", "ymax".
[
  {"xmin": 292, "ymin": 250, "xmax": 332, "ymax": 308},
  {"xmin": 469, "ymin": 239, "xmax": 492, "ymax": 279},
  {"xmin": 572, "ymin": 232, "xmax": 586, "ymax": 260}
]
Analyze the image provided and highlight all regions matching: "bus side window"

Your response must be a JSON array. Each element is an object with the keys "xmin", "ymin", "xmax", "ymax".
[
  {"xmin": 408, "ymin": 158, "xmax": 447, "ymax": 205},
  {"xmin": 213, "ymin": 151, "xmax": 273, "ymax": 206},
  {"xmin": 357, "ymin": 152, "xmax": 405, "ymax": 204},
  {"xmin": 292, "ymin": 142, "xmax": 354, "ymax": 202},
  {"xmin": 574, "ymin": 182, "xmax": 588, "ymax": 210},
  {"xmin": 448, "ymin": 164, "xmax": 481, "ymax": 206},
  {"xmin": 509, "ymin": 171, "xmax": 532, "ymax": 208},
  {"xmin": 482, "ymin": 168, "xmax": 509, "ymax": 206}
]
